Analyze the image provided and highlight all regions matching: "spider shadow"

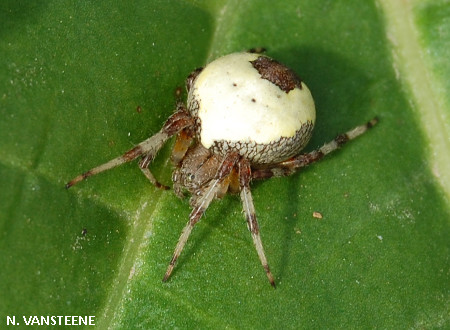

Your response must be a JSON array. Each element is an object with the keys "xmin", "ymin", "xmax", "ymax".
[{"xmin": 267, "ymin": 46, "xmax": 373, "ymax": 282}]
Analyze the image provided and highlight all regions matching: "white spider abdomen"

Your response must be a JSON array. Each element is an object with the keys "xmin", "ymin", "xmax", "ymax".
[{"xmin": 188, "ymin": 52, "xmax": 316, "ymax": 164}]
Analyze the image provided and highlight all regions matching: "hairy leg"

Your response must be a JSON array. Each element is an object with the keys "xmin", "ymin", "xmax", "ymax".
[
  {"xmin": 66, "ymin": 103, "xmax": 194, "ymax": 189},
  {"xmin": 239, "ymin": 158, "xmax": 276, "ymax": 287},
  {"xmin": 163, "ymin": 152, "xmax": 240, "ymax": 282},
  {"xmin": 252, "ymin": 117, "xmax": 378, "ymax": 180},
  {"xmin": 171, "ymin": 127, "xmax": 195, "ymax": 166}
]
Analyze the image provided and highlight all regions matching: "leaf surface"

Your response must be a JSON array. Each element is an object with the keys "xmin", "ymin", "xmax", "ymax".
[{"xmin": 1, "ymin": 0, "xmax": 448, "ymax": 328}]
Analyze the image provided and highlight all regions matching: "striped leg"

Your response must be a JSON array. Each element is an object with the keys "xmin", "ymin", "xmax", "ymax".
[
  {"xmin": 65, "ymin": 104, "xmax": 194, "ymax": 189},
  {"xmin": 252, "ymin": 117, "xmax": 378, "ymax": 180},
  {"xmin": 170, "ymin": 128, "xmax": 195, "ymax": 166},
  {"xmin": 239, "ymin": 158, "xmax": 276, "ymax": 287},
  {"xmin": 163, "ymin": 152, "xmax": 240, "ymax": 282}
]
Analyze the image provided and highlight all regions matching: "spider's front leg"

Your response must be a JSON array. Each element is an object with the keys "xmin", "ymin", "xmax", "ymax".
[
  {"xmin": 65, "ymin": 103, "xmax": 194, "ymax": 189},
  {"xmin": 239, "ymin": 158, "xmax": 276, "ymax": 287},
  {"xmin": 252, "ymin": 117, "xmax": 378, "ymax": 180},
  {"xmin": 163, "ymin": 152, "xmax": 240, "ymax": 283}
]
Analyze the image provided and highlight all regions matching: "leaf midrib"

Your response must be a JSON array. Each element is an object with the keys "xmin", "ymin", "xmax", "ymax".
[{"xmin": 378, "ymin": 0, "xmax": 450, "ymax": 199}]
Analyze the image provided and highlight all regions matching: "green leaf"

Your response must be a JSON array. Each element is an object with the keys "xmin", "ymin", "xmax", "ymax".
[{"xmin": 1, "ymin": 0, "xmax": 448, "ymax": 329}]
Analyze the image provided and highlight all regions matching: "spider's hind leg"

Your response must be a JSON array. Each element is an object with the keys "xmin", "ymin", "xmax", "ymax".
[
  {"xmin": 252, "ymin": 117, "xmax": 378, "ymax": 180},
  {"xmin": 248, "ymin": 47, "xmax": 266, "ymax": 54}
]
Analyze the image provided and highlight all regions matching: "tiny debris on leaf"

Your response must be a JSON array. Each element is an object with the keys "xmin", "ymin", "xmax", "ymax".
[{"xmin": 312, "ymin": 211, "xmax": 323, "ymax": 219}]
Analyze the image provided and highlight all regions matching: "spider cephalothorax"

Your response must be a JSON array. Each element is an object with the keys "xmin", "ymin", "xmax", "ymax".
[{"xmin": 66, "ymin": 51, "xmax": 377, "ymax": 287}]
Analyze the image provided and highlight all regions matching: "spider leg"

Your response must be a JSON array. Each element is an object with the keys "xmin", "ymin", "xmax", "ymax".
[
  {"xmin": 65, "ymin": 103, "xmax": 194, "ymax": 189},
  {"xmin": 239, "ymin": 158, "xmax": 276, "ymax": 287},
  {"xmin": 163, "ymin": 152, "xmax": 240, "ymax": 282},
  {"xmin": 252, "ymin": 117, "xmax": 378, "ymax": 180},
  {"xmin": 248, "ymin": 47, "xmax": 266, "ymax": 54},
  {"xmin": 138, "ymin": 154, "xmax": 170, "ymax": 190},
  {"xmin": 171, "ymin": 128, "xmax": 194, "ymax": 166}
]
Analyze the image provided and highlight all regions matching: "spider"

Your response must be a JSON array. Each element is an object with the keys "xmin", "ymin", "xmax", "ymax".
[{"xmin": 66, "ymin": 51, "xmax": 377, "ymax": 287}]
